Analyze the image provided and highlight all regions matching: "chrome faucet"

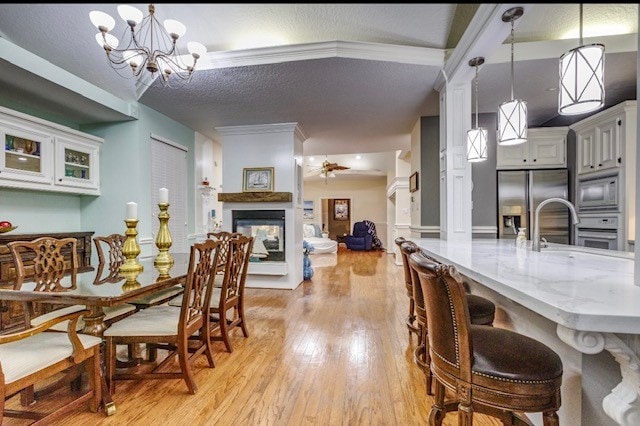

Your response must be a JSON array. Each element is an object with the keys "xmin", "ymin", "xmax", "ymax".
[{"xmin": 532, "ymin": 198, "xmax": 580, "ymax": 252}]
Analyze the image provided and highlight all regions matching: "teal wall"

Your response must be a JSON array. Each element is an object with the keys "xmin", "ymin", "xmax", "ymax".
[
  {"xmin": 81, "ymin": 103, "xmax": 195, "ymax": 260},
  {"xmin": 1, "ymin": 103, "xmax": 195, "ymax": 259},
  {"xmin": 0, "ymin": 187, "xmax": 81, "ymax": 233}
]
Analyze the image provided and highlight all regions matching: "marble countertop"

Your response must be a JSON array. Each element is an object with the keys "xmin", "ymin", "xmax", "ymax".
[{"xmin": 412, "ymin": 238, "xmax": 639, "ymax": 334}]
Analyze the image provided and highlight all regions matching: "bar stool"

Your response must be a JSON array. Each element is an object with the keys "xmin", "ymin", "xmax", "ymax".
[
  {"xmin": 409, "ymin": 253, "xmax": 562, "ymax": 425},
  {"xmin": 399, "ymin": 241, "xmax": 495, "ymax": 396},
  {"xmin": 394, "ymin": 237, "xmax": 418, "ymax": 336}
]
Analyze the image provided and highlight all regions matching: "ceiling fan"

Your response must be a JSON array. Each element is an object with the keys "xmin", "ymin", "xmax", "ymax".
[{"xmin": 307, "ymin": 157, "xmax": 350, "ymax": 183}]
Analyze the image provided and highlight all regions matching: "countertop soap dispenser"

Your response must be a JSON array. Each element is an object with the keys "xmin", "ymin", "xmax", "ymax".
[{"xmin": 516, "ymin": 228, "xmax": 527, "ymax": 249}]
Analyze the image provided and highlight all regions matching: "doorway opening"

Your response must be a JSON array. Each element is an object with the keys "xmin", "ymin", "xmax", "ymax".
[{"xmin": 320, "ymin": 198, "xmax": 352, "ymax": 241}]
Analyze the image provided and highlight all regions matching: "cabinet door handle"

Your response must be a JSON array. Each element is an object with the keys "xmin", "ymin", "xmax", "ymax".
[
  {"xmin": 523, "ymin": 159, "xmax": 527, "ymax": 162},
  {"xmin": 590, "ymin": 165, "xmax": 594, "ymax": 168},
  {"xmin": 598, "ymin": 164, "xmax": 602, "ymax": 167},
  {"xmin": 533, "ymin": 159, "xmax": 537, "ymax": 162},
  {"xmin": 59, "ymin": 178, "xmax": 62, "ymax": 182}
]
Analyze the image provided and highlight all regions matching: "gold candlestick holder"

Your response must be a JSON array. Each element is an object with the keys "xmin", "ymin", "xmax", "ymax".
[
  {"xmin": 120, "ymin": 219, "xmax": 143, "ymax": 274},
  {"xmin": 154, "ymin": 203, "xmax": 174, "ymax": 268}
]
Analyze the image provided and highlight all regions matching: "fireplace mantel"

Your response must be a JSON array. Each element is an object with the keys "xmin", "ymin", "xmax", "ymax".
[{"xmin": 218, "ymin": 192, "xmax": 292, "ymax": 202}]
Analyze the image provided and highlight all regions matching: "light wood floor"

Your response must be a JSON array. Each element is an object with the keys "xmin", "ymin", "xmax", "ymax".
[{"xmin": 5, "ymin": 247, "xmax": 501, "ymax": 425}]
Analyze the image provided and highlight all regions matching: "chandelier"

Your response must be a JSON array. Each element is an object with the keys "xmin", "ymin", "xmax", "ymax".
[
  {"xmin": 89, "ymin": 4, "xmax": 207, "ymax": 86},
  {"xmin": 497, "ymin": 7, "xmax": 527, "ymax": 146}
]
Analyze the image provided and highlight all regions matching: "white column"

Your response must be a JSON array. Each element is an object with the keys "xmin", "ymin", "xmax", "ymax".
[
  {"xmin": 438, "ymin": 80, "xmax": 473, "ymax": 241},
  {"xmin": 635, "ymin": 25, "xmax": 640, "ymax": 285}
]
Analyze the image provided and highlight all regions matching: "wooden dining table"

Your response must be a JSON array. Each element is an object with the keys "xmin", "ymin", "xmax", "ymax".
[{"xmin": 0, "ymin": 252, "xmax": 190, "ymax": 416}]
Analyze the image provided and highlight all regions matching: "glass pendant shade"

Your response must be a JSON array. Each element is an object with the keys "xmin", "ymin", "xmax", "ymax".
[
  {"xmin": 466, "ymin": 127, "xmax": 488, "ymax": 162},
  {"xmin": 117, "ymin": 5, "xmax": 143, "ymax": 25},
  {"xmin": 89, "ymin": 11, "xmax": 115, "ymax": 31},
  {"xmin": 498, "ymin": 99, "xmax": 528, "ymax": 146},
  {"xmin": 559, "ymin": 43, "xmax": 605, "ymax": 115}
]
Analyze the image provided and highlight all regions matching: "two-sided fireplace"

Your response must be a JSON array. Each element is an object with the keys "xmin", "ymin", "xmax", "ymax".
[{"xmin": 232, "ymin": 210, "xmax": 285, "ymax": 262}]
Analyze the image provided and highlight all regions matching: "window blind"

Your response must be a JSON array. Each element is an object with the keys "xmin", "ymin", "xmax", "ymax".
[{"xmin": 150, "ymin": 135, "xmax": 188, "ymax": 253}]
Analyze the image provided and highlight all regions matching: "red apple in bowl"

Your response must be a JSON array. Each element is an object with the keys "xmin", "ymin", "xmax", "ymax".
[{"xmin": 0, "ymin": 221, "xmax": 11, "ymax": 229}]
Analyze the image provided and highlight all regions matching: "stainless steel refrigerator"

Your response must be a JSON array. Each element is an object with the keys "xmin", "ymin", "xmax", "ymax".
[{"xmin": 497, "ymin": 169, "xmax": 570, "ymax": 244}]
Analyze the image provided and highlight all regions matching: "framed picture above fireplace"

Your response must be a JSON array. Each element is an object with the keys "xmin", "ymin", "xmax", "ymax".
[{"xmin": 243, "ymin": 167, "xmax": 274, "ymax": 192}]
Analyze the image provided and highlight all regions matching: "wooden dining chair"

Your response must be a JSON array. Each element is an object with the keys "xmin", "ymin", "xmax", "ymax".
[
  {"xmin": 408, "ymin": 253, "xmax": 563, "ymax": 425},
  {"xmin": 7, "ymin": 236, "xmax": 134, "ymax": 405},
  {"xmin": 104, "ymin": 239, "xmax": 222, "ymax": 394},
  {"xmin": 94, "ymin": 234, "xmax": 184, "ymax": 309},
  {"xmin": 0, "ymin": 309, "xmax": 102, "ymax": 423},
  {"xmin": 208, "ymin": 235, "xmax": 253, "ymax": 353},
  {"xmin": 206, "ymin": 231, "xmax": 243, "ymax": 286}
]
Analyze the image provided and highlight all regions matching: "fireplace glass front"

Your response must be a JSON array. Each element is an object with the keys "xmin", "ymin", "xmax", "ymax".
[{"xmin": 232, "ymin": 210, "xmax": 285, "ymax": 262}]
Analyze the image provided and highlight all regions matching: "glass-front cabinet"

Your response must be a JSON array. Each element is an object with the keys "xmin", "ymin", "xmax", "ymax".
[
  {"xmin": 1, "ymin": 123, "xmax": 52, "ymax": 184},
  {"xmin": 54, "ymin": 135, "xmax": 100, "ymax": 191},
  {"xmin": 0, "ymin": 106, "xmax": 102, "ymax": 195}
]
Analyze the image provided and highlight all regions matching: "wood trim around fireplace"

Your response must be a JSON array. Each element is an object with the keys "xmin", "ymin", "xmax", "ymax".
[{"xmin": 218, "ymin": 192, "xmax": 292, "ymax": 202}]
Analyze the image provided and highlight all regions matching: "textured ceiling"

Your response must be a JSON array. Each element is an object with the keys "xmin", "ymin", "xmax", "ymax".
[{"xmin": 0, "ymin": 3, "xmax": 637, "ymax": 177}]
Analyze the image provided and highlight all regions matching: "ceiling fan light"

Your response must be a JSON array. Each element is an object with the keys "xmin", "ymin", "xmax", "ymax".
[
  {"xmin": 319, "ymin": 172, "xmax": 326, "ymax": 179},
  {"xmin": 466, "ymin": 127, "xmax": 487, "ymax": 162},
  {"xmin": 89, "ymin": 11, "xmax": 115, "ymax": 32},
  {"xmin": 498, "ymin": 99, "xmax": 527, "ymax": 146},
  {"xmin": 117, "ymin": 5, "xmax": 143, "ymax": 26},
  {"xmin": 558, "ymin": 43, "xmax": 605, "ymax": 115},
  {"xmin": 328, "ymin": 171, "xmax": 336, "ymax": 178}
]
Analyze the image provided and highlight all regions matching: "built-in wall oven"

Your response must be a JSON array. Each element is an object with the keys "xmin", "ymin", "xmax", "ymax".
[{"xmin": 575, "ymin": 214, "xmax": 622, "ymax": 251}]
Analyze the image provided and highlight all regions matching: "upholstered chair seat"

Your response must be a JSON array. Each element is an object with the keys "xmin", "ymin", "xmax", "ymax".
[
  {"xmin": 0, "ymin": 332, "xmax": 102, "ymax": 385},
  {"xmin": 104, "ymin": 305, "xmax": 181, "ymax": 337},
  {"xmin": 31, "ymin": 304, "xmax": 137, "ymax": 332}
]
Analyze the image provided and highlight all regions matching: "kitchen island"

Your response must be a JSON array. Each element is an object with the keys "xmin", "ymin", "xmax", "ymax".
[{"xmin": 412, "ymin": 238, "xmax": 638, "ymax": 426}]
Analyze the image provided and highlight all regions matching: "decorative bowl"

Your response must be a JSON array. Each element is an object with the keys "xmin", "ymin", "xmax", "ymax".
[{"xmin": 0, "ymin": 226, "xmax": 17, "ymax": 234}]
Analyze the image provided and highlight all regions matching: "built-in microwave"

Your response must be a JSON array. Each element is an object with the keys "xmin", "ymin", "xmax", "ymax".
[{"xmin": 577, "ymin": 174, "xmax": 619, "ymax": 211}]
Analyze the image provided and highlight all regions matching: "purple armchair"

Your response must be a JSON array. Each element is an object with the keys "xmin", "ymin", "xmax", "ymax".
[{"xmin": 345, "ymin": 221, "xmax": 373, "ymax": 251}]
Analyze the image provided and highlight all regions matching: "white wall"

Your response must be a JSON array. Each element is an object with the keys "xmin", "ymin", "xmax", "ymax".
[
  {"xmin": 216, "ymin": 123, "xmax": 304, "ymax": 290},
  {"xmin": 304, "ymin": 177, "xmax": 388, "ymax": 248},
  {"xmin": 194, "ymin": 133, "xmax": 222, "ymax": 237}
]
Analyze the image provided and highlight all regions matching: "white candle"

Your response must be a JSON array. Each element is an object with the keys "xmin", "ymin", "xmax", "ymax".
[
  {"xmin": 159, "ymin": 187, "xmax": 169, "ymax": 204},
  {"xmin": 126, "ymin": 202, "xmax": 138, "ymax": 220}
]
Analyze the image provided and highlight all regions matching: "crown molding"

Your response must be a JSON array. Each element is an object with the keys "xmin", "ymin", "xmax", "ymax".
[
  {"xmin": 198, "ymin": 40, "xmax": 444, "ymax": 70},
  {"xmin": 215, "ymin": 122, "xmax": 306, "ymax": 138}
]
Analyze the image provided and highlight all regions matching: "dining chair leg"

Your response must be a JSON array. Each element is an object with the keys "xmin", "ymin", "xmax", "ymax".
[
  {"xmin": 201, "ymin": 324, "xmax": 216, "ymax": 368},
  {"xmin": 219, "ymin": 312, "xmax": 234, "ymax": 353},
  {"xmin": 105, "ymin": 337, "xmax": 116, "ymax": 395},
  {"xmin": 238, "ymin": 302, "xmax": 249, "ymax": 337},
  {"xmin": 178, "ymin": 340, "xmax": 197, "ymax": 395},
  {"xmin": 88, "ymin": 346, "xmax": 102, "ymax": 413},
  {"xmin": 20, "ymin": 385, "xmax": 35, "ymax": 406}
]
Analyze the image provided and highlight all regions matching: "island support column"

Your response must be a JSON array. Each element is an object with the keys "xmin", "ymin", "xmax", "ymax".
[{"xmin": 557, "ymin": 325, "xmax": 640, "ymax": 425}]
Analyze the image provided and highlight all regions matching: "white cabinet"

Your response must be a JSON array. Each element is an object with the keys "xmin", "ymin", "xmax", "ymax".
[
  {"xmin": 575, "ymin": 113, "xmax": 621, "ymax": 175},
  {"xmin": 0, "ymin": 106, "xmax": 102, "ymax": 195},
  {"xmin": 571, "ymin": 100, "xmax": 637, "ymax": 250},
  {"xmin": 54, "ymin": 135, "xmax": 100, "ymax": 192},
  {"xmin": 1, "ymin": 121, "xmax": 53, "ymax": 185},
  {"xmin": 496, "ymin": 127, "xmax": 567, "ymax": 169}
]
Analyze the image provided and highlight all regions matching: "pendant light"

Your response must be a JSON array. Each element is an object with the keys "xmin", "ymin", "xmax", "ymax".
[
  {"xmin": 467, "ymin": 57, "xmax": 487, "ymax": 162},
  {"xmin": 558, "ymin": 3, "xmax": 605, "ymax": 115},
  {"xmin": 497, "ymin": 7, "xmax": 527, "ymax": 146}
]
